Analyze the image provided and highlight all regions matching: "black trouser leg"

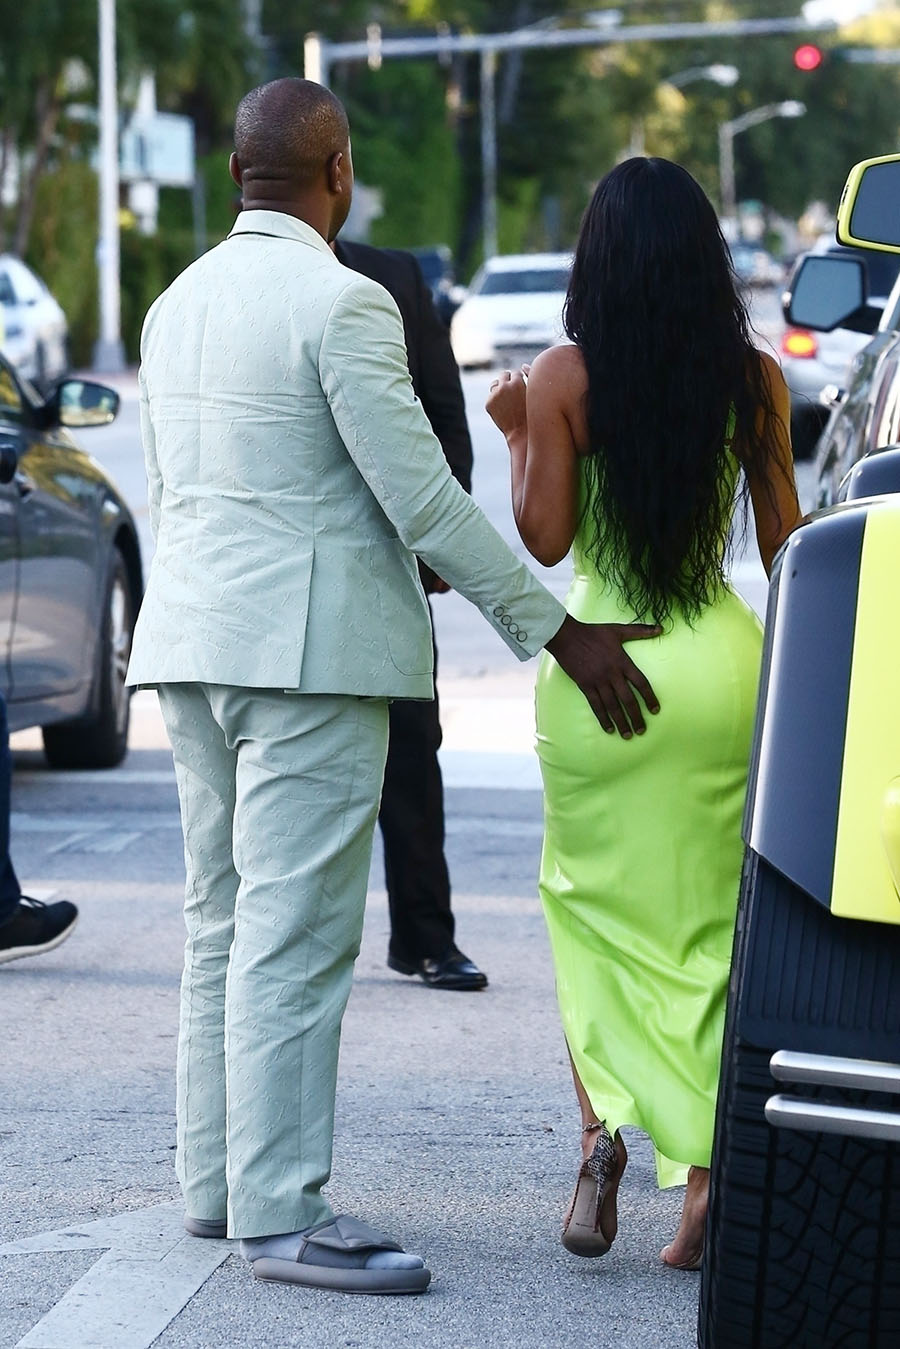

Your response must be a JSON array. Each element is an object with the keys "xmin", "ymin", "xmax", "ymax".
[
  {"xmin": 0, "ymin": 693, "xmax": 21, "ymax": 925},
  {"xmin": 378, "ymin": 657, "xmax": 455, "ymax": 965}
]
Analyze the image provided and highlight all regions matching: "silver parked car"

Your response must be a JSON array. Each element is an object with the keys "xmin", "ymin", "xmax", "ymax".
[
  {"xmin": 780, "ymin": 239, "xmax": 900, "ymax": 459},
  {"xmin": 0, "ymin": 255, "xmax": 69, "ymax": 391}
]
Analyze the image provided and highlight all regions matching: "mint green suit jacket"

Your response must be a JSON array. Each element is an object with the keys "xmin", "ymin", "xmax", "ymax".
[{"xmin": 127, "ymin": 211, "xmax": 565, "ymax": 698}]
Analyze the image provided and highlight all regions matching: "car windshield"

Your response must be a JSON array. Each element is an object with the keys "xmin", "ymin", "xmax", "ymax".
[{"xmin": 476, "ymin": 268, "xmax": 570, "ymax": 296}]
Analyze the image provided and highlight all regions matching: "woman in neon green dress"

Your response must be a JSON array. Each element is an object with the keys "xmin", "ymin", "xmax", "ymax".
[{"xmin": 486, "ymin": 158, "xmax": 803, "ymax": 1269}]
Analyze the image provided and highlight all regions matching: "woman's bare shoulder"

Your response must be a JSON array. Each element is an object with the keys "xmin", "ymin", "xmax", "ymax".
[
  {"xmin": 752, "ymin": 347, "xmax": 789, "ymax": 396},
  {"xmin": 527, "ymin": 343, "xmax": 590, "ymax": 452},
  {"xmin": 529, "ymin": 342, "xmax": 588, "ymax": 394}
]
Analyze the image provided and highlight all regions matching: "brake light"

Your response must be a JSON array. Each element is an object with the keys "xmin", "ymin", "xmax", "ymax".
[{"xmin": 782, "ymin": 329, "xmax": 818, "ymax": 359}]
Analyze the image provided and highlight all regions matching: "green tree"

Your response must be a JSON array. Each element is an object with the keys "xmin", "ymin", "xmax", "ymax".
[{"xmin": 0, "ymin": 0, "xmax": 249, "ymax": 257}]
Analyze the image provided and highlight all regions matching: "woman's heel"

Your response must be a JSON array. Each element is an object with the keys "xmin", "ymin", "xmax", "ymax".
[{"xmin": 561, "ymin": 1123, "xmax": 627, "ymax": 1258}]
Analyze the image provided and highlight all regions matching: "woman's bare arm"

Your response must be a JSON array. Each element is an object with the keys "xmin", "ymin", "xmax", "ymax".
[
  {"xmin": 745, "ymin": 350, "xmax": 805, "ymax": 575},
  {"xmin": 486, "ymin": 345, "xmax": 584, "ymax": 566}
]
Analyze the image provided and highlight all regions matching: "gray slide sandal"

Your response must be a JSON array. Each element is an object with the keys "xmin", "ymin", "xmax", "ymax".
[{"xmin": 248, "ymin": 1215, "xmax": 431, "ymax": 1295}]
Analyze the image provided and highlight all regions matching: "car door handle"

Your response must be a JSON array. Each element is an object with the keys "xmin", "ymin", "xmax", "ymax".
[
  {"xmin": 820, "ymin": 383, "xmax": 847, "ymax": 408},
  {"xmin": 14, "ymin": 469, "xmax": 35, "ymax": 498}
]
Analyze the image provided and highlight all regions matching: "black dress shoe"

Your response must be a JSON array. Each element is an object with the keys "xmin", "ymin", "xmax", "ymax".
[{"xmin": 387, "ymin": 949, "xmax": 488, "ymax": 991}]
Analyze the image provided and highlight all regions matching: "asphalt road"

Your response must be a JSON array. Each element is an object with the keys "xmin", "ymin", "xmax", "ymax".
[{"xmin": 0, "ymin": 300, "xmax": 815, "ymax": 1349}]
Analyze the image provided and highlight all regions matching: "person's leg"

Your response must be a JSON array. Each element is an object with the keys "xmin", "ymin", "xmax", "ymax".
[
  {"xmin": 0, "ymin": 690, "xmax": 77, "ymax": 963},
  {"xmin": 379, "ymin": 639, "xmax": 486, "ymax": 991},
  {"xmin": 379, "ymin": 690, "xmax": 455, "ymax": 965},
  {"xmin": 0, "ymin": 691, "xmax": 21, "ymax": 924},
  {"xmin": 560, "ymin": 1047, "xmax": 628, "ymax": 1258},
  {"xmin": 660, "ymin": 1167, "xmax": 709, "ymax": 1270},
  {"xmin": 157, "ymin": 682, "xmax": 238, "ymax": 1226},
  {"xmin": 219, "ymin": 688, "xmax": 389, "ymax": 1240}
]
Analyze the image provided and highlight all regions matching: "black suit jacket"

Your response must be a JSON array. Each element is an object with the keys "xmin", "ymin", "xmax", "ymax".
[{"xmin": 334, "ymin": 240, "xmax": 473, "ymax": 493}]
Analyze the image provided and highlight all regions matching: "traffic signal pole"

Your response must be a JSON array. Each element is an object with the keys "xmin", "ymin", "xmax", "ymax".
[{"xmin": 303, "ymin": 15, "xmax": 835, "ymax": 262}]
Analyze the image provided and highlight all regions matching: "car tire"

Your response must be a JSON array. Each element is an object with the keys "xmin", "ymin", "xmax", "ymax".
[
  {"xmin": 42, "ymin": 548, "xmax": 134, "ymax": 769},
  {"xmin": 698, "ymin": 854, "xmax": 900, "ymax": 1347}
]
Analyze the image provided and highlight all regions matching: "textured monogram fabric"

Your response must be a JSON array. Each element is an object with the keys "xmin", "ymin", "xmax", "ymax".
[
  {"xmin": 159, "ymin": 682, "xmax": 389, "ymax": 1238},
  {"xmin": 128, "ymin": 211, "xmax": 565, "ymax": 696}
]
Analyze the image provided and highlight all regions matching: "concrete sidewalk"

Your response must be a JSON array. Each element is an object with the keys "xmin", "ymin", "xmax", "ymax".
[{"xmin": 0, "ymin": 693, "xmax": 700, "ymax": 1349}]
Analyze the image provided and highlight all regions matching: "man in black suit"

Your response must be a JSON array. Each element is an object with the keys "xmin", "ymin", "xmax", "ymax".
[{"xmin": 333, "ymin": 238, "xmax": 488, "ymax": 993}]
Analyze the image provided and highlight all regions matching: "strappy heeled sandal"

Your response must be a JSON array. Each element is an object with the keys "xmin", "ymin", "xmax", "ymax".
[{"xmin": 561, "ymin": 1121, "xmax": 627, "ymax": 1258}]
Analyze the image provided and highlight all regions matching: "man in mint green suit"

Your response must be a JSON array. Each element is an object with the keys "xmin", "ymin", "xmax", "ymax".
[{"xmin": 127, "ymin": 78, "xmax": 659, "ymax": 1295}]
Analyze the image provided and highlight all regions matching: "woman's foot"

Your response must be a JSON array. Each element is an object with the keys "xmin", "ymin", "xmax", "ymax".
[
  {"xmin": 562, "ymin": 1122, "xmax": 628, "ymax": 1258},
  {"xmin": 660, "ymin": 1165, "xmax": 708, "ymax": 1270}
]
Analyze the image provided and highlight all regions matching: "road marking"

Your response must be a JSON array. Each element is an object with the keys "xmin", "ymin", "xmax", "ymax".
[{"xmin": 0, "ymin": 1202, "xmax": 231, "ymax": 1349}]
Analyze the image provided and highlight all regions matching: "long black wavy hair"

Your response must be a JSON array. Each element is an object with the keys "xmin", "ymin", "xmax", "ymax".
[{"xmin": 563, "ymin": 156, "xmax": 781, "ymax": 625}]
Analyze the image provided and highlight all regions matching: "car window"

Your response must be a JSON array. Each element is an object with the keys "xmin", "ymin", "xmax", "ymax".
[
  {"xmin": 476, "ymin": 268, "xmax": 570, "ymax": 296},
  {"xmin": 0, "ymin": 361, "xmax": 22, "ymax": 421},
  {"xmin": 828, "ymin": 244, "xmax": 900, "ymax": 299},
  {"xmin": 0, "ymin": 272, "xmax": 14, "ymax": 306}
]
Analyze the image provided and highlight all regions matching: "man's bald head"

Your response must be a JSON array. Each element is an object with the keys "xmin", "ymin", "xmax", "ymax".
[
  {"xmin": 234, "ymin": 77, "xmax": 349, "ymax": 190},
  {"xmin": 230, "ymin": 78, "xmax": 353, "ymax": 238}
]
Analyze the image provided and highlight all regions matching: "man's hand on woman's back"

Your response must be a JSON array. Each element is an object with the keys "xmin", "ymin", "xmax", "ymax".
[{"xmin": 545, "ymin": 615, "xmax": 662, "ymax": 738}]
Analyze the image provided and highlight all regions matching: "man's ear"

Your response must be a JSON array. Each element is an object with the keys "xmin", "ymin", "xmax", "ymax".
[
  {"xmin": 229, "ymin": 153, "xmax": 243, "ymax": 188},
  {"xmin": 327, "ymin": 150, "xmax": 345, "ymax": 196}
]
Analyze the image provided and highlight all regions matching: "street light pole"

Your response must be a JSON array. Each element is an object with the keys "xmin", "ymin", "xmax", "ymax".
[
  {"xmin": 718, "ymin": 100, "xmax": 806, "ymax": 222},
  {"xmin": 480, "ymin": 49, "xmax": 498, "ymax": 261},
  {"xmin": 93, "ymin": 0, "xmax": 125, "ymax": 373}
]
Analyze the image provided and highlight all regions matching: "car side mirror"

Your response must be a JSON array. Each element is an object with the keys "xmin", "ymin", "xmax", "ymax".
[
  {"xmin": 54, "ymin": 379, "xmax": 120, "ymax": 428},
  {"xmin": 783, "ymin": 255, "xmax": 875, "ymax": 333},
  {"xmin": 837, "ymin": 153, "xmax": 900, "ymax": 254}
]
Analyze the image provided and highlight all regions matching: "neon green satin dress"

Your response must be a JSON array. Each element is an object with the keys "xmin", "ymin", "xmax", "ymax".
[{"xmin": 535, "ymin": 459, "xmax": 763, "ymax": 1187}]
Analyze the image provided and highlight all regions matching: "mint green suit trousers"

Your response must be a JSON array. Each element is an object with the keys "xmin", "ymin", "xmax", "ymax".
[{"xmin": 157, "ymin": 683, "xmax": 389, "ymax": 1239}]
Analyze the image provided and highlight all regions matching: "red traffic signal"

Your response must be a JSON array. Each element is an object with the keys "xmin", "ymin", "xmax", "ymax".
[{"xmin": 793, "ymin": 44, "xmax": 824, "ymax": 72}]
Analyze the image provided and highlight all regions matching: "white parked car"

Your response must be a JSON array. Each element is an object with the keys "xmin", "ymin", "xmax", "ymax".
[
  {"xmin": 450, "ymin": 252, "xmax": 571, "ymax": 369},
  {"xmin": 0, "ymin": 255, "xmax": 68, "ymax": 390}
]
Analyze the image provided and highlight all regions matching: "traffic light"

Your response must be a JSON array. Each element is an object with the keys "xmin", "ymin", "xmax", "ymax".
[{"xmin": 793, "ymin": 43, "xmax": 824, "ymax": 72}]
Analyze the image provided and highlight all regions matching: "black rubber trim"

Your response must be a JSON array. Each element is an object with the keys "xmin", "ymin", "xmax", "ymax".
[{"xmin": 734, "ymin": 850, "xmax": 900, "ymax": 1059}]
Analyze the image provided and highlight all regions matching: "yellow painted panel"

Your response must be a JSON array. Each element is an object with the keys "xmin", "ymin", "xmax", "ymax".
[{"xmin": 832, "ymin": 504, "xmax": 900, "ymax": 924}]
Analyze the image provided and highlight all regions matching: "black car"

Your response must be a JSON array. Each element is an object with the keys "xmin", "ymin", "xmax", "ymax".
[
  {"xmin": 409, "ymin": 245, "xmax": 463, "ymax": 326},
  {"xmin": 0, "ymin": 354, "xmax": 142, "ymax": 767}
]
